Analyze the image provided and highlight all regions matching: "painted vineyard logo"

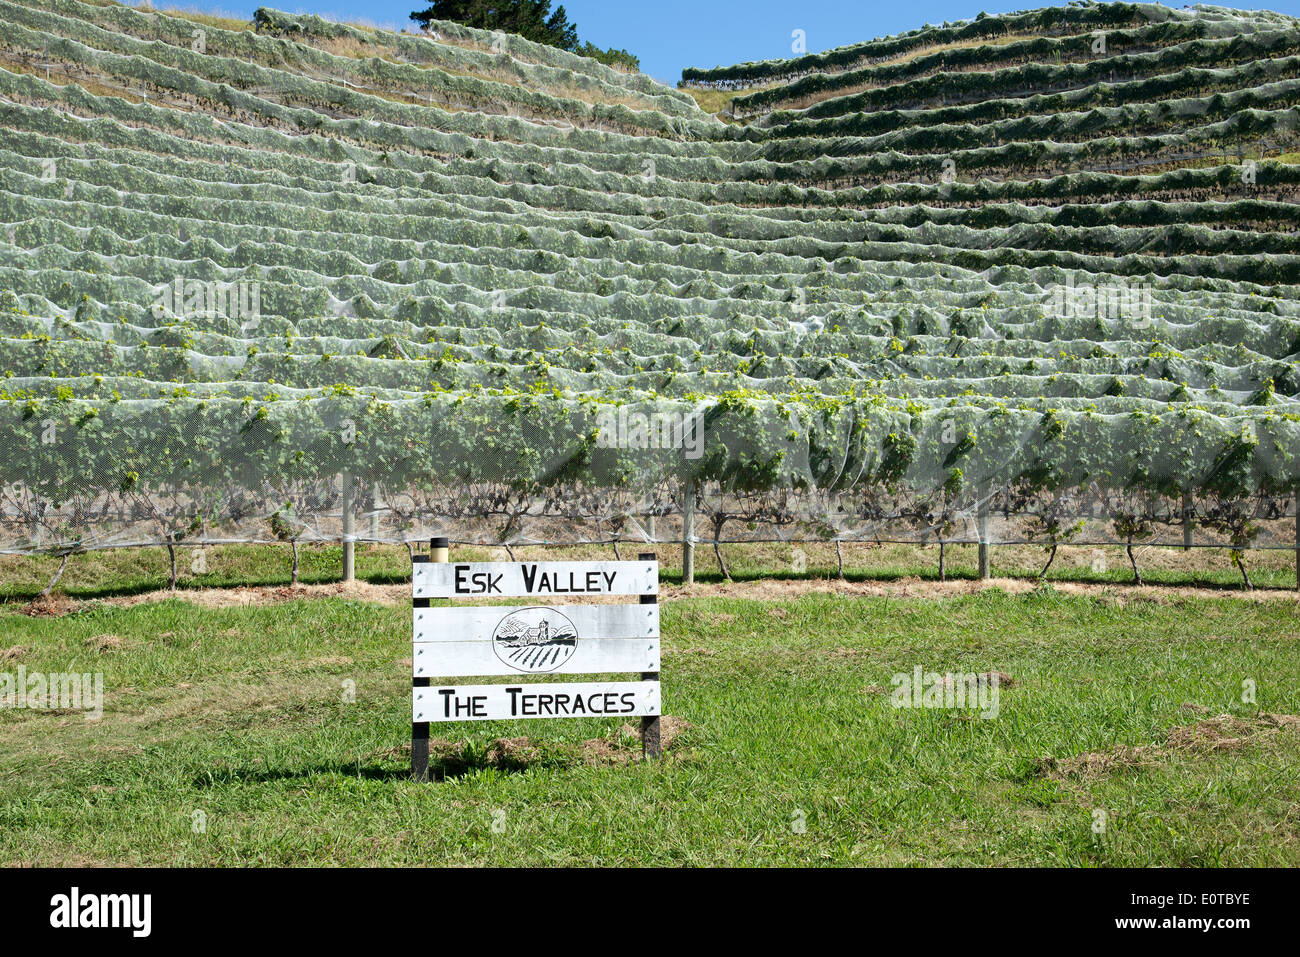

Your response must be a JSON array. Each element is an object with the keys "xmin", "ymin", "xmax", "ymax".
[{"xmin": 492, "ymin": 607, "xmax": 579, "ymax": 673}]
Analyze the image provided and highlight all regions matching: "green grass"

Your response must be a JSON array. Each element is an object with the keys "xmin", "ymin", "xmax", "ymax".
[
  {"xmin": 2, "ymin": 539, "xmax": 1296, "ymax": 604},
  {"xmin": 1, "ymin": 587, "xmax": 1297, "ymax": 865}
]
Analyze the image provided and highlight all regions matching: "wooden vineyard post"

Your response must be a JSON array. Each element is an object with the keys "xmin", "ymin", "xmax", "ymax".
[
  {"xmin": 977, "ymin": 500, "xmax": 990, "ymax": 581},
  {"xmin": 639, "ymin": 552, "xmax": 661, "ymax": 759},
  {"xmin": 341, "ymin": 471, "xmax": 355, "ymax": 582},
  {"xmin": 1295, "ymin": 494, "xmax": 1299, "ymax": 593},
  {"xmin": 411, "ymin": 536, "xmax": 448, "ymax": 781},
  {"xmin": 1183, "ymin": 493, "xmax": 1194, "ymax": 552},
  {"xmin": 682, "ymin": 480, "xmax": 696, "ymax": 585}
]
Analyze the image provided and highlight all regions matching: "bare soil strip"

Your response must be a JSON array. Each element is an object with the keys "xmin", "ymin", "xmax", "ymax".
[{"xmin": 13, "ymin": 575, "xmax": 1300, "ymax": 616}]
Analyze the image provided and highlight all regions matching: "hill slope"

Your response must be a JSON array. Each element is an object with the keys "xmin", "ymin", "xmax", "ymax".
[{"xmin": 0, "ymin": 0, "xmax": 1297, "ymax": 553}]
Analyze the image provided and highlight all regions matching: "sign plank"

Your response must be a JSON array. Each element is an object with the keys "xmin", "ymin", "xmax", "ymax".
[
  {"xmin": 414, "ymin": 638, "xmax": 660, "ymax": 678},
  {"xmin": 414, "ymin": 681, "xmax": 660, "ymax": 723},
  {"xmin": 413, "ymin": 604, "xmax": 658, "ymax": 643},
  {"xmin": 413, "ymin": 560, "xmax": 658, "ymax": 599}
]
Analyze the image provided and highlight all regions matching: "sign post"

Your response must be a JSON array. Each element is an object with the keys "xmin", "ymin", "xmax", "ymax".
[
  {"xmin": 409, "ymin": 536, "xmax": 445, "ymax": 782},
  {"xmin": 639, "ymin": 550, "xmax": 661, "ymax": 757},
  {"xmin": 410, "ymin": 543, "xmax": 662, "ymax": 780}
]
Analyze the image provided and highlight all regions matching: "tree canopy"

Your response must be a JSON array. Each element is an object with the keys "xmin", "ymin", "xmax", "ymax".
[{"xmin": 410, "ymin": 0, "xmax": 639, "ymax": 71}]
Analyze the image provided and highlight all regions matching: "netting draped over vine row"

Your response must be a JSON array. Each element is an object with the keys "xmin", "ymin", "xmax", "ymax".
[
  {"xmin": 4, "ymin": 393, "xmax": 1298, "ymax": 551},
  {"xmin": 680, "ymin": 1, "xmax": 1297, "ymax": 88},
  {"xmin": 0, "ymin": 0, "xmax": 1298, "ymax": 554}
]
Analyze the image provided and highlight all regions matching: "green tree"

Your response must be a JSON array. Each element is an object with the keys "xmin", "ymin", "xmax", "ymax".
[
  {"xmin": 410, "ymin": 1, "xmax": 575, "ymax": 50},
  {"xmin": 577, "ymin": 41, "xmax": 640, "ymax": 72},
  {"xmin": 410, "ymin": 0, "xmax": 635, "ymax": 68}
]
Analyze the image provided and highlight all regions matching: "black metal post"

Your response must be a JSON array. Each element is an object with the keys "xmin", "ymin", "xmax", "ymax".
[
  {"xmin": 411, "ymin": 536, "xmax": 448, "ymax": 781},
  {"xmin": 639, "ymin": 552, "xmax": 661, "ymax": 758}
]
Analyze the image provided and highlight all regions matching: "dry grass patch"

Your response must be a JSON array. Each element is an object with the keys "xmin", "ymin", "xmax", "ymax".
[
  {"xmin": 12, "ymin": 570, "xmax": 1300, "ymax": 619},
  {"xmin": 1038, "ymin": 712, "xmax": 1300, "ymax": 779},
  {"xmin": 19, "ymin": 594, "xmax": 79, "ymax": 617},
  {"xmin": 84, "ymin": 633, "xmax": 126, "ymax": 653},
  {"xmin": 580, "ymin": 715, "xmax": 693, "ymax": 765},
  {"xmin": 112, "ymin": 580, "xmax": 407, "ymax": 611},
  {"xmin": 158, "ymin": 6, "xmax": 253, "ymax": 32},
  {"xmin": 683, "ymin": 85, "xmax": 767, "ymax": 116},
  {"xmin": 308, "ymin": 655, "xmax": 354, "ymax": 668},
  {"xmin": 485, "ymin": 735, "xmax": 540, "ymax": 766}
]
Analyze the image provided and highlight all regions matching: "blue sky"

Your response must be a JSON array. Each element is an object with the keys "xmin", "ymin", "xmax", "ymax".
[{"xmin": 169, "ymin": 0, "xmax": 1300, "ymax": 86}]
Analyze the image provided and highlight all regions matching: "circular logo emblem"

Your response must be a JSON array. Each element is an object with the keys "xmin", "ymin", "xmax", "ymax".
[{"xmin": 492, "ymin": 607, "xmax": 578, "ymax": 673}]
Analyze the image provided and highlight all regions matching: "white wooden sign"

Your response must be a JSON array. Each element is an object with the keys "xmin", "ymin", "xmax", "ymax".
[
  {"xmin": 413, "ymin": 604, "xmax": 659, "ymax": 675},
  {"xmin": 414, "ymin": 681, "xmax": 659, "ymax": 722},
  {"xmin": 414, "ymin": 638, "xmax": 660, "ymax": 678},
  {"xmin": 410, "ymin": 550, "xmax": 663, "ymax": 778},
  {"xmin": 414, "ymin": 560, "xmax": 658, "ymax": 598},
  {"xmin": 414, "ymin": 603, "xmax": 658, "ymax": 642}
]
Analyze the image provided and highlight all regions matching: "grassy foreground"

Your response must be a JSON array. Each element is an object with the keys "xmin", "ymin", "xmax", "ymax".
[{"xmin": 1, "ymin": 586, "xmax": 1298, "ymax": 866}]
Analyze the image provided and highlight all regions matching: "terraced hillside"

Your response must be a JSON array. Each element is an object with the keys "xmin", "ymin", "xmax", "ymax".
[{"xmin": 0, "ymin": 1, "xmax": 1298, "ymax": 557}]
